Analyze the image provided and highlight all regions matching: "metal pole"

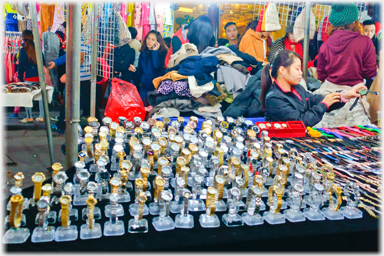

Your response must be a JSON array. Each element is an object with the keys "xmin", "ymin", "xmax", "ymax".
[
  {"xmin": 90, "ymin": 3, "xmax": 98, "ymax": 117},
  {"xmin": 302, "ymin": 2, "xmax": 311, "ymax": 81},
  {"xmin": 65, "ymin": 3, "xmax": 82, "ymax": 169},
  {"xmin": 29, "ymin": 3, "xmax": 55, "ymax": 165}
]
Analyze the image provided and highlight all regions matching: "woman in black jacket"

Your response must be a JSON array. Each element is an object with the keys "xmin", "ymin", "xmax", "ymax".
[{"xmin": 260, "ymin": 50, "xmax": 366, "ymax": 127}]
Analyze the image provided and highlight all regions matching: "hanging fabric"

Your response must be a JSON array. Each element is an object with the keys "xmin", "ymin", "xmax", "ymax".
[
  {"xmin": 134, "ymin": 2, "xmax": 143, "ymax": 41},
  {"xmin": 149, "ymin": 2, "xmax": 156, "ymax": 31},
  {"xmin": 163, "ymin": 3, "xmax": 174, "ymax": 38},
  {"xmin": 39, "ymin": 4, "xmax": 55, "ymax": 37},
  {"xmin": 126, "ymin": 2, "xmax": 135, "ymax": 27},
  {"xmin": 120, "ymin": 3, "xmax": 127, "ymax": 22},
  {"xmin": 141, "ymin": 2, "xmax": 151, "ymax": 41},
  {"xmin": 51, "ymin": 3, "xmax": 65, "ymax": 33},
  {"xmin": 154, "ymin": 3, "xmax": 166, "ymax": 35},
  {"xmin": 4, "ymin": 3, "xmax": 19, "ymax": 32}
]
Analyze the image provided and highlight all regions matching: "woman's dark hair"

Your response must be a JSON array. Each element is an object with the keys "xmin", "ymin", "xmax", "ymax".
[
  {"xmin": 217, "ymin": 38, "xmax": 229, "ymax": 46},
  {"xmin": 140, "ymin": 30, "xmax": 168, "ymax": 56},
  {"xmin": 237, "ymin": 19, "xmax": 258, "ymax": 49},
  {"xmin": 21, "ymin": 30, "xmax": 37, "ymax": 64},
  {"xmin": 260, "ymin": 50, "xmax": 302, "ymax": 111},
  {"xmin": 187, "ymin": 15, "xmax": 213, "ymax": 53},
  {"xmin": 128, "ymin": 27, "xmax": 138, "ymax": 39},
  {"xmin": 163, "ymin": 37, "xmax": 171, "ymax": 49}
]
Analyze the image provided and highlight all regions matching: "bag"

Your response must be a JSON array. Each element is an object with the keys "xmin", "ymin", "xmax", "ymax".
[
  {"xmin": 104, "ymin": 78, "xmax": 146, "ymax": 122},
  {"xmin": 43, "ymin": 66, "xmax": 53, "ymax": 86}
]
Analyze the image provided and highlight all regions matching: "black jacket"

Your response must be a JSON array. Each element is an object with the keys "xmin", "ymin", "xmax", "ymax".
[
  {"xmin": 265, "ymin": 82, "xmax": 344, "ymax": 127},
  {"xmin": 113, "ymin": 43, "xmax": 135, "ymax": 83}
]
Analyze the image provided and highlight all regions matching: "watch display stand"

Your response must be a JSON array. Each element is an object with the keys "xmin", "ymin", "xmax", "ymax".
[
  {"xmin": 3, "ymin": 228, "xmax": 30, "ymax": 244},
  {"xmin": 59, "ymin": 207, "xmax": 78, "ymax": 222},
  {"xmin": 82, "ymin": 207, "xmax": 102, "ymax": 220},
  {"xmin": 118, "ymin": 190, "xmax": 131, "ymax": 203},
  {"xmin": 4, "ymin": 215, "xmax": 26, "ymax": 228},
  {"xmin": 128, "ymin": 218, "xmax": 148, "ymax": 233},
  {"xmin": 31, "ymin": 226, "xmax": 55, "ymax": 243},
  {"xmin": 283, "ymin": 208, "xmax": 306, "ymax": 223},
  {"xmin": 149, "ymin": 201, "xmax": 161, "ymax": 215},
  {"xmin": 321, "ymin": 207, "xmax": 345, "ymax": 220},
  {"xmin": 175, "ymin": 196, "xmax": 194, "ymax": 229},
  {"xmin": 80, "ymin": 221, "xmax": 102, "ymax": 240},
  {"xmin": 103, "ymin": 220, "xmax": 125, "ymax": 236},
  {"xmin": 199, "ymin": 213, "xmax": 220, "ymax": 228},
  {"xmin": 152, "ymin": 216, "xmax": 175, "ymax": 231},
  {"xmin": 215, "ymin": 200, "xmax": 227, "ymax": 212},
  {"xmin": 266, "ymin": 199, "xmax": 287, "ymax": 210},
  {"xmin": 188, "ymin": 198, "xmax": 206, "ymax": 212},
  {"xmin": 35, "ymin": 211, "xmax": 57, "ymax": 225},
  {"xmin": 73, "ymin": 194, "xmax": 88, "ymax": 206},
  {"xmin": 303, "ymin": 195, "xmax": 325, "ymax": 221},
  {"xmin": 263, "ymin": 211, "xmax": 286, "ymax": 225},
  {"xmin": 129, "ymin": 202, "xmax": 149, "ymax": 217},
  {"xmin": 54, "ymin": 225, "xmax": 78, "ymax": 242},
  {"xmin": 339, "ymin": 205, "xmax": 363, "ymax": 219},
  {"xmin": 105, "ymin": 204, "xmax": 124, "ymax": 217},
  {"xmin": 222, "ymin": 200, "xmax": 243, "ymax": 227}
]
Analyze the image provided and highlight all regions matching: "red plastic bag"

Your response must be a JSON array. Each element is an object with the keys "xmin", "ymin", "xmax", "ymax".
[{"xmin": 104, "ymin": 78, "xmax": 146, "ymax": 122}]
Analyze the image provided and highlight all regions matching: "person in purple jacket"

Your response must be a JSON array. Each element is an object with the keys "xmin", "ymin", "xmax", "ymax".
[{"xmin": 314, "ymin": 3, "xmax": 377, "ymax": 127}]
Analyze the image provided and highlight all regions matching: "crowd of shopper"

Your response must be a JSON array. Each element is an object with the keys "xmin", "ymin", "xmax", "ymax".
[{"xmin": 9, "ymin": 2, "xmax": 381, "ymax": 134}]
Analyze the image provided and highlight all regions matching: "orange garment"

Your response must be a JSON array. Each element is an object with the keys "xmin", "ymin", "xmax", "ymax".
[
  {"xmin": 239, "ymin": 29, "xmax": 268, "ymax": 64},
  {"xmin": 152, "ymin": 71, "xmax": 188, "ymax": 89},
  {"xmin": 40, "ymin": 4, "xmax": 55, "ymax": 38}
]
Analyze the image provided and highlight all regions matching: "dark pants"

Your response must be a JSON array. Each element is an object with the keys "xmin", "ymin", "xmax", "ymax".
[
  {"xmin": 56, "ymin": 80, "xmax": 102, "ymax": 130},
  {"xmin": 80, "ymin": 80, "xmax": 102, "ymax": 121}
]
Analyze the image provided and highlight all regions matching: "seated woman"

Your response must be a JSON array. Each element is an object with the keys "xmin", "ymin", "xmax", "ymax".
[
  {"xmin": 260, "ymin": 50, "xmax": 366, "ymax": 127},
  {"xmin": 268, "ymin": 25, "xmax": 302, "ymax": 63}
]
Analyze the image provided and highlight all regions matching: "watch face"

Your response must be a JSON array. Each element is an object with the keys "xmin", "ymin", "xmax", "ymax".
[
  {"xmin": 110, "ymin": 178, "xmax": 121, "ymax": 186},
  {"xmin": 171, "ymin": 143, "xmax": 180, "ymax": 152},
  {"xmin": 110, "ymin": 122, "xmax": 119, "ymax": 130},
  {"xmin": 190, "ymin": 136, "xmax": 198, "ymax": 144},
  {"xmin": 155, "ymin": 178, "xmax": 166, "ymax": 187},
  {"xmin": 37, "ymin": 200, "xmax": 48, "ymax": 209},
  {"xmin": 253, "ymin": 186, "xmax": 262, "ymax": 196},
  {"xmin": 176, "ymin": 177, "xmax": 185, "ymax": 187},
  {"xmin": 199, "ymin": 150, "xmax": 208, "ymax": 158},
  {"xmin": 78, "ymin": 170, "xmax": 90, "ymax": 181},
  {"xmin": 294, "ymin": 184, "xmax": 304, "ymax": 194},
  {"xmin": 102, "ymin": 117, "xmax": 112, "ymax": 125},
  {"xmin": 33, "ymin": 174, "xmax": 44, "ymax": 182},
  {"xmin": 100, "ymin": 126, "xmax": 109, "ymax": 134},
  {"xmin": 161, "ymin": 191, "xmax": 173, "ymax": 201},
  {"xmin": 140, "ymin": 122, "xmax": 149, "ymax": 130},
  {"xmin": 109, "ymin": 193, "xmax": 119, "ymax": 202},
  {"xmin": 151, "ymin": 143, "xmax": 160, "ymax": 151},
  {"xmin": 230, "ymin": 187, "xmax": 241, "ymax": 197},
  {"xmin": 175, "ymin": 136, "xmax": 183, "ymax": 143},
  {"xmin": 74, "ymin": 161, "xmax": 85, "ymax": 169},
  {"xmin": 90, "ymin": 121, "xmax": 100, "ymax": 128},
  {"xmin": 99, "ymin": 171, "xmax": 111, "ymax": 181},
  {"xmin": 133, "ymin": 144, "xmax": 143, "ymax": 151},
  {"xmin": 78, "ymin": 151, "xmax": 87, "ymax": 158},
  {"xmin": 194, "ymin": 175, "xmax": 204, "ymax": 183},
  {"xmin": 10, "ymin": 186, "xmax": 22, "ymax": 195},
  {"xmin": 14, "ymin": 173, "xmax": 24, "ymax": 180},
  {"xmin": 206, "ymin": 141, "xmax": 214, "ymax": 149},
  {"xmin": 142, "ymin": 137, "xmax": 151, "ymax": 145},
  {"xmin": 54, "ymin": 171, "xmax": 68, "ymax": 184},
  {"xmin": 159, "ymin": 138, "xmax": 167, "ymax": 147},
  {"xmin": 133, "ymin": 151, "xmax": 143, "ymax": 159},
  {"xmin": 207, "ymin": 187, "xmax": 217, "ymax": 195},
  {"xmin": 314, "ymin": 183, "xmax": 324, "ymax": 192},
  {"xmin": 96, "ymin": 159, "xmax": 107, "ymax": 167},
  {"xmin": 215, "ymin": 175, "xmax": 225, "ymax": 184},
  {"xmin": 161, "ymin": 166, "xmax": 171, "ymax": 176},
  {"xmin": 64, "ymin": 183, "xmax": 73, "ymax": 194},
  {"xmin": 59, "ymin": 196, "xmax": 71, "ymax": 205}
]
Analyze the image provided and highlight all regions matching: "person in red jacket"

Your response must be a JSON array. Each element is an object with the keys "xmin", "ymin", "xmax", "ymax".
[
  {"xmin": 164, "ymin": 23, "xmax": 189, "ymax": 68},
  {"xmin": 315, "ymin": 3, "xmax": 377, "ymax": 127}
]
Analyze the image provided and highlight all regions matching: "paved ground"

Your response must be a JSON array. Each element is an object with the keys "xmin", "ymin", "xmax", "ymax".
[{"xmin": 2, "ymin": 105, "xmax": 105, "ymax": 197}]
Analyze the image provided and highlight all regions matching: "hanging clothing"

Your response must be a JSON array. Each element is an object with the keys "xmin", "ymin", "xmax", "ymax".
[
  {"xmin": 120, "ymin": 3, "xmax": 127, "ymax": 22},
  {"xmin": 149, "ymin": 2, "xmax": 156, "ymax": 31},
  {"xmin": 42, "ymin": 30, "xmax": 60, "ymax": 91},
  {"xmin": 141, "ymin": 2, "xmax": 151, "ymax": 41},
  {"xmin": 154, "ymin": 3, "xmax": 165, "ymax": 35},
  {"xmin": 39, "ymin": 4, "xmax": 55, "ymax": 38},
  {"xmin": 134, "ymin": 3, "xmax": 143, "ymax": 42},
  {"xmin": 164, "ymin": 25, "xmax": 189, "ymax": 68},
  {"xmin": 163, "ymin": 3, "xmax": 173, "ymax": 38},
  {"xmin": 5, "ymin": 10, "xmax": 18, "ymax": 31},
  {"xmin": 51, "ymin": 3, "xmax": 65, "ymax": 33},
  {"xmin": 126, "ymin": 2, "xmax": 135, "ymax": 27}
]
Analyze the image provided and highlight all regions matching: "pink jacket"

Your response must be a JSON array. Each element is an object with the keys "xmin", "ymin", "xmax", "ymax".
[
  {"xmin": 154, "ymin": 3, "xmax": 165, "ymax": 35},
  {"xmin": 134, "ymin": 3, "xmax": 142, "ymax": 41}
]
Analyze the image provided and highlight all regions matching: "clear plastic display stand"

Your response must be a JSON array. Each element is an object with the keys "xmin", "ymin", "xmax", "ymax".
[
  {"xmin": 152, "ymin": 191, "xmax": 175, "ymax": 231},
  {"xmin": 263, "ymin": 186, "xmax": 286, "ymax": 225},
  {"xmin": 149, "ymin": 176, "xmax": 166, "ymax": 215},
  {"xmin": 170, "ymin": 177, "xmax": 186, "ymax": 214},
  {"xmin": 82, "ymin": 207, "xmax": 102, "ymax": 221},
  {"xmin": 80, "ymin": 195, "xmax": 102, "ymax": 240},
  {"xmin": 175, "ymin": 191, "xmax": 194, "ymax": 229},
  {"xmin": 3, "ymin": 228, "xmax": 30, "ymax": 244},
  {"xmin": 55, "ymin": 195, "xmax": 78, "ymax": 242},
  {"xmin": 303, "ymin": 184, "xmax": 326, "ymax": 221},
  {"xmin": 321, "ymin": 184, "xmax": 344, "ymax": 220},
  {"xmin": 222, "ymin": 188, "xmax": 244, "ymax": 227},
  {"xmin": 339, "ymin": 182, "xmax": 363, "ymax": 219},
  {"xmin": 128, "ymin": 191, "xmax": 149, "ymax": 233},
  {"xmin": 241, "ymin": 187, "xmax": 264, "ymax": 226},
  {"xmin": 188, "ymin": 175, "xmax": 206, "ymax": 212},
  {"xmin": 283, "ymin": 184, "xmax": 306, "ymax": 223},
  {"xmin": 31, "ymin": 199, "xmax": 55, "ymax": 243},
  {"xmin": 104, "ymin": 193, "xmax": 125, "ymax": 236}
]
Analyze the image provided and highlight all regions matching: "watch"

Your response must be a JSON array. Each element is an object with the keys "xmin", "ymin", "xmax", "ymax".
[
  {"xmin": 9, "ymin": 195, "xmax": 24, "ymax": 229},
  {"xmin": 37, "ymin": 198, "xmax": 49, "ymax": 227},
  {"xmin": 32, "ymin": 172, "xmax": 46, "ymax": 202},
  {"xmin": 84, "ymin": 137, "xmax": 94, "ymax": 158},
  {"xmin": 53, "ymin": 171, "xmax": 68, "ymax": 194},
  {"xmin": 109, "ymin": 177, "xmax": 121, "ymax": 194},
  {"xmin": 137, "ymin": 191, "xmax": 148, "ymax": 220},
  {"xmin": 140, "ymin": 167, "xmax": 150, "ymax": 191},
  {"xmin": 214, "ymin": 175, "xmax": 225, "ymax": 200},
  {"xmin": 51, "ymin": 163, "xmax": 63, "ymax": 177},
  {"xmin": 59, "ymin": 195, "xmax": 72, "ymax": 228},
  {"xmin": 268, "ymin": 185, "xmax": 283, "ymax": 214},
  {"xmin": 328, "ymin": 184, "xmax": 342, "ymax": 211},
  {"xmin": 206, "ymin": 187, "xmax": 218, "ymax": 216},
  {"xmin": 240, "ymin": 164, "xmax": 249, "ymax": 189},
  {"xmin": 86, "ymin": 194, "xmax": 98, "ymax": 229},
  {"xmin": 78, "ymin": 151, "xmax": 87, "ymax": 162},
  {"xmin": 154, "ymin": 176, "xmax": 166, "ymax": 203},
  {"xmin": 42, "ymin": 183, "xmax": 53, "ymax": 200},
  {"xmin": 14, "ymin": 172, "xmax": 25, "ymax": 188},
  {"xmin": 228, "ymin": 157, "xmax": 241, "ymax": 177}
]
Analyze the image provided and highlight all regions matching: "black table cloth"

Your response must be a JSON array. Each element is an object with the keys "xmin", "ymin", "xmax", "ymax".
[{"xmin": 5, "ymin": 159, "xmax": 379, "ymax": 252}]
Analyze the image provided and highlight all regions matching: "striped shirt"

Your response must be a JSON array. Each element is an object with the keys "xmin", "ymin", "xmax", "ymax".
[{"xmin": 80, "ymin": 34, "xmax": 91, "ymax": 81}]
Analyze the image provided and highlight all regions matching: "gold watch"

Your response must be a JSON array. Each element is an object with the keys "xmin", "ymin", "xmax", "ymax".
[
  {"xmin": 109, "ymin": 177, "xmax": 121, "ymax": 194},
  {"xmin": 268, "ymin": 185, "xmax": 284, "ymax": 214},
  {"xmin": 32, "ymin": 172, "xmax": 46, "ymax": 202},
  {"xmin": 328, "ymin": 184, "xmax": 342, "ymax": 211},
  {"xmin": 86, "ymin": 194, "xmax": 98, "ymax": 229},
  {"xmin": 84, "ymin": 137, "xmax": 94, "ymax": 158},
  {"xmin": 13, "ymin": 172, "xmax": 25, "ymax": 188},
  {"xmin": 214, "ymin": 175, "xmax": 225, "ymax": 201},
  {"xmin": 59, "ymin": 195, "xmax": 72, "ymax": 228},
  {"xmin": 240, "ymin": 164, "xmax": 249, "ymax": 189},
  {"xmin": 228, "ymin": 157, "xmax": 241, "ymax": 177},
  {"xmin": 154, "ymin": 176, "xmax": 165, "ymax": 203},
  {"xmin": 137, "ymin": 191, "xmax": 148, "ymax": 220},
  {"xmin": 41, "ymin": 183, "xmax": 53, "ymax": 200},
  {"xmin": 206, "ymin": 187, "xmax": 218, "ymax": 216},
  {"xmin": 140, "ymin": 167, "xmax": 150, "ymax": 191},
  {"xmin": 9, "ymin": 195, "xmax": 24, "ymax": 229},
  {"xmin": 176, "ymin": 156, "xmax": 187, "ymax": 177},
  {"xmin": 51, "ymin": 163, "xmax": 63, "ymax": 177}
]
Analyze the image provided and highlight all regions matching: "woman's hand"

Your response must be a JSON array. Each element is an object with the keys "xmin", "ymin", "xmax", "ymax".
[
  {"xmin": 153, "ymin": 42, "xmax": 160, "ymax": 51},
  {"xmin": 128, "ymin": 64, "xmax": 136, "ymax": 72},
  {"xmin": 60, "ymin": 74, "xmax": 66, "ymax": 83},
  {"xmin": 343, "ymin": 84, "xmax": 367, "ymax": 100},
  {"xmin": 322, "ymin": 92, "xmax": 341, "ymax": 106},
  {"xmin": 47, "ymin": 61, "xmax": 56, "ymax": 69}
]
